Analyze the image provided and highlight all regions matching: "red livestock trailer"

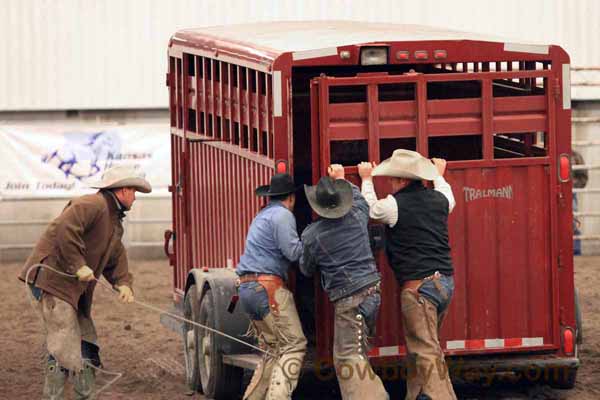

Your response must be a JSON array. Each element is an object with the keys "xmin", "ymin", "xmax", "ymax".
[{"xmin": 161, "ymin": 21, "xmax": 580, "ymax": 399}]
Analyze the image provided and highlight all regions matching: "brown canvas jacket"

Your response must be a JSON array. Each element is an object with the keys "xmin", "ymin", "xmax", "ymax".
[{"xmin": 19, "ymin": 190, "xmax": 133, "ymax": 316}]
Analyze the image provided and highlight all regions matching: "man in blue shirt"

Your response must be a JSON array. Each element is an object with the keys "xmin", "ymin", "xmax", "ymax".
[
  {"xmin": 236, "ymin": 173, "xmax": 307, "ymax": 400},
  {"xmin": 300, "ymin": 165, "xmax": 388, "ymax": 400}
]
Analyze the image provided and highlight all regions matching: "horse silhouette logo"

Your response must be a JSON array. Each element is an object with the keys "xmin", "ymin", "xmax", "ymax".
[{"xmin": 42, "ymin": 131, "xmax": 122, "ymax": 181}]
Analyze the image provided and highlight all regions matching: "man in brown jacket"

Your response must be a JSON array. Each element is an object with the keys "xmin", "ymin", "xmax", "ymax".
[{"xmin": 19, "ymin": 165, "xmax": 152, "ymax": 400}]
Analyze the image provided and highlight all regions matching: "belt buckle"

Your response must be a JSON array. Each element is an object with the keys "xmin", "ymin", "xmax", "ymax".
[
  {"xmin": 424, "ymin": 271, "xmax": 441, "ymax": 282},
  {"xmin": 372, "ymin": 282, "xmax": 381, "ymax": 293}
]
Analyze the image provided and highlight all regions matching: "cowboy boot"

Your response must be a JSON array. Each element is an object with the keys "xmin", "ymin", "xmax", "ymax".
[
  {"xmin": 42, "ymin": 357, "xmax": 67, "ymax": 400},
  {"xmin": 73, "ymin": 362, "xmax": 95, "ymax": 400}
]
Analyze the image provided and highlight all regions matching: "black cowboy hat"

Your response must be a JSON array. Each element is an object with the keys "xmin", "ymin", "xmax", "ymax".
[
  {"xmin": 255, "ymin": 173, "xmax": 298, "ymax": 197},
  {"xmin": 304, "ymin": 176, "xmax": 353, "ymax": 219}
]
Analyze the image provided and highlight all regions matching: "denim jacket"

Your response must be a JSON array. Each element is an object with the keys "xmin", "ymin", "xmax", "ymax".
[{"xmin": 300, "ymin": 183, "xmax": 381, "ymax": 302}]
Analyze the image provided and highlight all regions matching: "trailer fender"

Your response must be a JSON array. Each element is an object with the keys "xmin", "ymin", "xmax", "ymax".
[{"xmin": 185, "ymin": 268, "xmax": 252, "ymax": 355}]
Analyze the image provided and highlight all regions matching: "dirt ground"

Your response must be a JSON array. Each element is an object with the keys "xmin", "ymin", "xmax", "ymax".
[{"xmin": 1, "ymin": 257, "xmax": 598, "ymax": 399}]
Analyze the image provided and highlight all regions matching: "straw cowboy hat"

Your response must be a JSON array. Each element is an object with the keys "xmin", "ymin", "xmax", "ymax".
[
  {"xmin": 90, "ymin": 165, "xmax": 152, "ymax": 193},
  {"xmin": 373, "ymin": 149, "xmax": 438, "ymax": 180},
  {"xmin": 304, "ymin": 176, "xmax": 353, "ymax": 219},
  {"xmin": 255, "ymin": 173, "xmax": 298, "ymax": 197}
]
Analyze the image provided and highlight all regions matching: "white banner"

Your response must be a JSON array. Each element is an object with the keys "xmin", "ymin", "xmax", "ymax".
[{"xmin": 0, "ymin": 125, "xmax": 171, "ymax": 198}]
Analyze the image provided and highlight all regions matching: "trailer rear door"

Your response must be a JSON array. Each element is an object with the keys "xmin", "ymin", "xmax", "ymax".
[{"xmin": 309, "ymin": 68, "xmax": 560, "ymax": 361}]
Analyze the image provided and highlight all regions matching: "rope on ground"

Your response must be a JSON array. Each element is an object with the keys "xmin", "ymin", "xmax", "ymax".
[
  {"xmin": 25, "ymin": 263, "xmax": 271, "ymax": 358},
  {"xmin": 24, "ymin": 263, "xmax": 287, "ymax": 397}
]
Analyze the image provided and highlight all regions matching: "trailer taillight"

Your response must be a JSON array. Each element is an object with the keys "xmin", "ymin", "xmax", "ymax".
[
  {"xmin": 414, "ymin": 50, "xmax": 428, "ymax": 60},
  {"xmin": 559, "ymin": 153, "xmax": 570, "ymax": 182},
  {"xmin": 395, "ymin": 51, "xmax": 410, "ymax": 61},
  {"xmin": 275, "ymin": 160, "xmax": 288, "ymax": 174},
  {"xmin": 563, "ymin": 327, "xmax": 575, "ymax": 355},
  {"xmin": 434, "ymin": 50, "xmax": 447, "ymax": 59}
]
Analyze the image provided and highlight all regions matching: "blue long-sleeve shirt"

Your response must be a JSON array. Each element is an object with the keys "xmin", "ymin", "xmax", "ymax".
[{"xmin": 236, "ymin": 201, "xmax": 303, "ymax": 280}]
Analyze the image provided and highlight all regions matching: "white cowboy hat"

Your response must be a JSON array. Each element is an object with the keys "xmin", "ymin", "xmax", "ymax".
[
  {"xmin": 89, "ymin": 165, "xmax": 152, "ymax": 193},
  {"xmin": 373, "ymin": 149, "xmax": 438, "ymax": 180}
]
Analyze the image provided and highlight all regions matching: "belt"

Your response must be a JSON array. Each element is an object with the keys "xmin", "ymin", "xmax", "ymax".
[
  {"xmin": 402, "ymin": 271, "xmax": 442, "ymax": 292},
  {"xmin": 238, "ymin": 273, "xmax": 284, "ymax": 285},
  {"xmin": 334, "ymin": 281, "xmax": 381, "ymax": 305},
  {"xmin": 237, "ymin": 273, "xmax": 285, "ymax": 315},
  {"xmin": 365, "ymin": 281, "xmax": 381, "ymax": 296}
]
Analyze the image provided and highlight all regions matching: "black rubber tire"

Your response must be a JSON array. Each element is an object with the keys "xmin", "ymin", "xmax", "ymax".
[
  {"xmin": 575, "ymin": 288, "xmax": 583, "ymax": 345},
  {"xmin": 183, "ymin": 284, "xmax": 202, "ymax": 393},
  {"xmin": 198, "ymin": 289, "xmax": 244, "ymax": 399},
  {"xmin": 546, "ymin": 367, "xmax": 578, "ymax": 389}
]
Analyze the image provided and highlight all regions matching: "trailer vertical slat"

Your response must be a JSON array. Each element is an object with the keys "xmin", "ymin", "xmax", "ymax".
[
  {"xmin": 228, "ymin": 64, "xmax": 233, "ymax": 144},
  {"xmin": 202, "ymin": 57, "xmax": 208, "ymax": 135},
  {"xmin": 202, "ymin": 144, "xmax": 210, "ymax": 267},
  {"xmin": 416, "ymin": 77, "xmax": 428, "ymax": 156},
  {"xmin": 546, "ymin": 64, "xmax": 560, "ymax": 347},
  {"xmin": 198, "ymin": 56, "xmax": 203, "ymax": 133},
  {"xmin": 366, "ymin": 84, "xmax": 380, "ymax": 162},
  {"xmin": 318, "ymin": 78, "xmax": 330, "ymax": 176},
  {"xmin": 219, "ymin": 60, "xmax": 224, "ymax": 140},
  {"xmin": 482, "ymin": 79, "xmax": 493, "ymax": 159},
  {"xmin": 267, "ymin": 75, "xmax": 274, "ymax": 158}
]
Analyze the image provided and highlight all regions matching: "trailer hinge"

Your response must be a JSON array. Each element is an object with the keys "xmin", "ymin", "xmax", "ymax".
[
  {"xmin": 168, "ymin": 174, "xmax": 183, "ymax": 194},
  {"xmin": 553, "ymin": 78, "xmax": 561, "ymax": 100},
  {"xmin": 558, "ymin": 250, "xmax": 565, "ymax": 269},
  {"xmin": 559, "ymin": 306, "xmax": 566, "ymax": 325},
  {"xmin": 166, "ymin": 73, "xmax": 170, "ymax": 87},
  {"xmin": 557, "ymin": 188, "xmax": 566, "ymax": 207}
]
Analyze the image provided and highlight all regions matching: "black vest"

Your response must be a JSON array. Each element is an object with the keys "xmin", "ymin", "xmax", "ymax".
[{"xmin": 385, "ymin": 181, "xmax": 453, "ymax": 283}]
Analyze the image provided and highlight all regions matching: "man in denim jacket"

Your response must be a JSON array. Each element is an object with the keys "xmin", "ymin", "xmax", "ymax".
[
  {"xmin": 300, "ymin": 164, "xmax": 388, "ymax": 400},
  {"xmin": 236, "ymin": 173, "xmax": 307, "ymax": 400},
  {"xmin": 359, "ymin": 150, "xmax": 457, "ymax": 400}
]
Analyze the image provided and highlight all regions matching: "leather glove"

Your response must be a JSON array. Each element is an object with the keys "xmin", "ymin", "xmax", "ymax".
[
  {"xmin": 116, "ymin": 285, "xmax": 134, "ymax": 303},
  {"xmin": 75, "ymin": 265, "xmax": 95, "ymax": 282}
]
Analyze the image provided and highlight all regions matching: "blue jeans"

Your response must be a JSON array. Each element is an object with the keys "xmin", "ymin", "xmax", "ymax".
[
  {"xmin": 358, "ymin": 291, "xmax": 381, "ymax": 335},
  {"xmin": 238, "ymin": 281, "xmax": 271, "ymax": 320},
  {"xmin": 418, "ymin": 274, "xmax": 455, "ymax": 316}
]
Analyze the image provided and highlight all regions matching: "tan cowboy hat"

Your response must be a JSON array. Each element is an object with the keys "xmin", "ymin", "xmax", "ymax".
[
  {"xmin": 90, "ymin": 165, "xmax": 152, "ymax": 193},
  {"xmin": 373, "ymin": 149, "xmax": 438, "ymax": 180}
]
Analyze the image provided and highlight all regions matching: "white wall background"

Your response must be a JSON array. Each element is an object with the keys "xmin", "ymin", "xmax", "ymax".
[{"xmin": 1, "ymin": 0, "xmax": 599, "ymax": 111}]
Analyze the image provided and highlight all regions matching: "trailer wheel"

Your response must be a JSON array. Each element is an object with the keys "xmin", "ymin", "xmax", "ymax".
[
  {"xmin": 183, "ymin": 284, "xmax": 201, "ymax": 393},
  {"xmin": 198, "ymin": 288, "xmax": 243, "ymax": 399},
  {"xmin": 546, "ymin": 367, "xmax": 578, "ymax": 389}
]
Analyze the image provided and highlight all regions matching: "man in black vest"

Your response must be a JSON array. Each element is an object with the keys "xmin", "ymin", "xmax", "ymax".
[{"xmin": 358, "ymin": 149, "xmax": 457, "ymax": 400}]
